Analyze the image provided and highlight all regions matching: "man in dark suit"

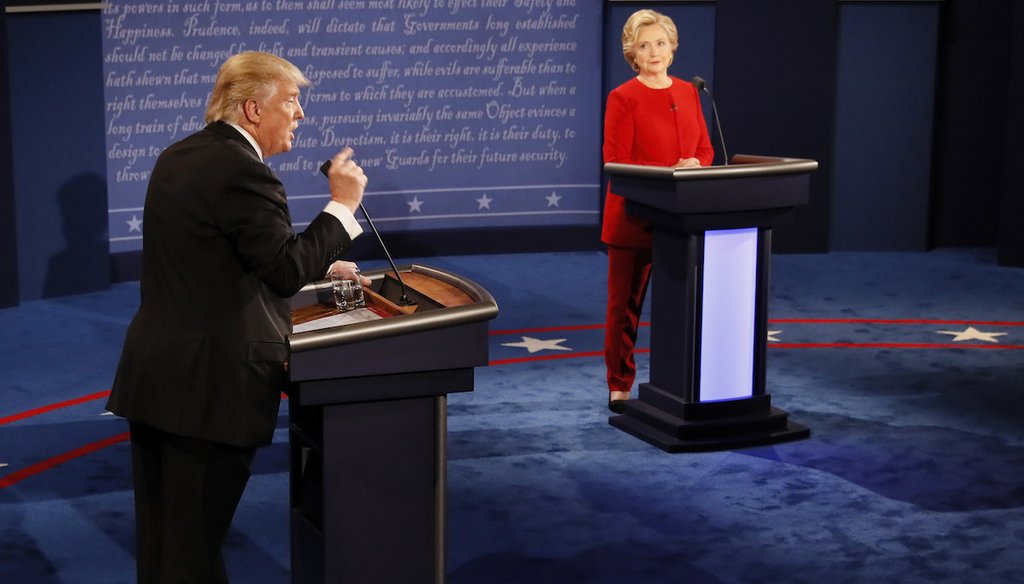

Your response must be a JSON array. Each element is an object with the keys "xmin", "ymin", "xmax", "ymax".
[{"xmin": 107, "ymin": 51, "xmax": 369, "ymax": 583}]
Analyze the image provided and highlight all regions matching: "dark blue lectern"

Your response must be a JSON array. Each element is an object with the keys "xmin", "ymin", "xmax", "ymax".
[
  {"xmin": 604, "ymin": 154, "xmax": 817, "ymax": 452},
  {"xmin": 287, "ymin": 265, "xmax": 498, "ymax": 583}
]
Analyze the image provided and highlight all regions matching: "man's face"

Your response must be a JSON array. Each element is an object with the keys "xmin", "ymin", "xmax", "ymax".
[{"xmin": 252, "ymin": 78, "xmax": 304, "ymax": 159}]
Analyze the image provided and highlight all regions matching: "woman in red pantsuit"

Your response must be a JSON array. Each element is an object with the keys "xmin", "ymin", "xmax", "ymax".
[{"xmin": 603, "ymin": 9, "xmax": 715, "ymax": 411}]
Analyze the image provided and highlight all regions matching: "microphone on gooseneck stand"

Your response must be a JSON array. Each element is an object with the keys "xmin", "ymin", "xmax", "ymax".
[
  {"xmin": 691, "ymin": 76, "xmax": 729, "ymax": 166},
  {"xmin": 320, "ymin": 159, "xmax": 413, "ymax": 305}
]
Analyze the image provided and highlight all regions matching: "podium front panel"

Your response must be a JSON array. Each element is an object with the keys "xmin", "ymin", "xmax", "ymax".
[{"xmin": 698, "ymin": 228, "xmax": 758, "ymax": 401}]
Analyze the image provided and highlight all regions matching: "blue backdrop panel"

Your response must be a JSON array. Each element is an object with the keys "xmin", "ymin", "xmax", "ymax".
[
  {"xmin": 8, "ymin": 10, "xmax": 109, "ymax": 301},
  {"xmin": 830, "ymin": 2, "xmax": 939, "ymax": 251},
  {"xmin": 713, "ymin": 0, "xmax": 837, "ymax": 253},
  {"xmin": 102, "ymin": 0, "xmax": 604, "ymax": 254}
]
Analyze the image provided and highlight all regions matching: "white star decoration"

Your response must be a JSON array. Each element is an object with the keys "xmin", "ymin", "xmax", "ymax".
[
  {"xmin": 477, "ymin": 194, "xmax": 493, "ymax": 210},
  {"xmin": 936, "ymin": 326, "xmax": 1008, "ymax": 343},
  {"xmin": 407, "ymin": 197, "xmax": 424, "ymax": 213},
  {"xmin": 545, "ymin": 191, "xmax": 562, "ymax": 207},
  {"xmin": 501, "ymin": 336, "xmax": 572, "ymax": 354},
  {"xmin": 767, "ymin": 330, "xmax": 782, "ymax": 342},
  {"xmin": 126, "ymin": 214, "xmax": 143, "ymax": 233},
  {"xmin": 0, "ymin": 463, "xmax": 8, "ymax": 469}
]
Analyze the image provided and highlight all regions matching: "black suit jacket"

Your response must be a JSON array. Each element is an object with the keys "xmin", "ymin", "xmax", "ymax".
[{"xmin": 108, "ymin": 122, "xmax": 350, "ymax": 447}]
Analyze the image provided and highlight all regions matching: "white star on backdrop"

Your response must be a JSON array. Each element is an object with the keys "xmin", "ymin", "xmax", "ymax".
[
  {"xmin": 126, "ymin": 214, "xmax": 143, "ymax": 233},
  {"xmin": 936, "ymin": 326, "xmax": 1008, "ymax": 343},
  {"xmin": 0, "ymin": 463, "xmax": 8, "ymax": 469},
  {"xmin": 767, "ymin": 330, "xmax": 782, "ymax": 342},
  {"xmin": 407, "ymin": 197, "xmax": 424, "ymax": 213},
  {"xmin": 545, "ymin": 191, "xmax": 562, "ymax": 207},
  {"xmin": 501, "ymin": 336, "xmax": 572, "ymax": 354},
  {"xmin": 477, "ymin": 194, "xmax": 493, "ymax": 210}
]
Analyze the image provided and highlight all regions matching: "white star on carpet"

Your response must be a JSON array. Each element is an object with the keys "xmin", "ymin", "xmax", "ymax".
[
  {"xmin": 477, "ymin": 194, "xmax": 493, "ymax": 210},
  {"xmin": 545, "ymin": 191, "xmax": 562, "ymax": 208},
  {"xmin": 936, "ymin": 326, "xmax": 1008, "ymax": 343},
  {"xmin": 767, "ymin": 330, "xmax": 782, "ymax": 342},
  {"xmin": 126, "ymin": 214, "xmax": 143, "ymax": 233},
  {"xmin": 501, "ymin": 336, "xmax": 572, "ymax": 354},
  {"xmin": 407, "ymin": 197, "xmax": 424, "ymax": 213}
]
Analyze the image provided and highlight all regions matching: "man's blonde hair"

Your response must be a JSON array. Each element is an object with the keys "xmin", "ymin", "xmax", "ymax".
[
  {"xmin": 205, "ymin": 51, "xmax": 311, "ymax": 123},
  {"xmin": 621, "ymin": 9, "xmax": 680, "ymax": 73}
]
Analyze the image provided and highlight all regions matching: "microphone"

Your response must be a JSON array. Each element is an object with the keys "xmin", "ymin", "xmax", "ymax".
[
  {"xmin": 691, "ymin": 76, "xmax": 729, "ymax": 166},
  {"xmin": 320, "ymin": 159, "xmax": 413, "ymax": 305}
]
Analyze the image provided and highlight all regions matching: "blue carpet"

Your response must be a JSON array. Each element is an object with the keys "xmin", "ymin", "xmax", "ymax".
[{"xmin": 1, "ymin": 249, "xmax": 1023, "ymax": 583}]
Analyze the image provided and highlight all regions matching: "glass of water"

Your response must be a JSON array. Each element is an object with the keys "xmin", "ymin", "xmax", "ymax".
[{"xmin": 330, "ymin": 270, "xmax": 365, "ymax": 312}]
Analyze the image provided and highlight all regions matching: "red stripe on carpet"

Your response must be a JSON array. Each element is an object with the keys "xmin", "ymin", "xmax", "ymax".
[
  {"xmin": 0, "ymin": 431, "xmax": 130, "ymax": 490},
  {"xmin": 769, "ymin": 342, "xmax": 1024, "ymax": 350},
  {"xmin": 491, "ymin": 318, "xmax": 1024, "ymax": 336},
  {"xmin": 0, "ymin": 389, "xmax": 112, "ymax": 426},
  {"xmin": 769, "ymin": 318, "xmax": 1024, "ymax": 326},
  {"xmin": 490, "ymin": 349, "xmax": 649, "ymax": 366},
  {"xmin": 492, "ymin": 323, "xmax": 619, "ymax": 335},
  {"xmin": 490, "ymin": 341, "xmax": 1024, "ymax": 365}
]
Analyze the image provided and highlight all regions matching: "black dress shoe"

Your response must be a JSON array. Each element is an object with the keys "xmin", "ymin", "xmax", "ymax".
[{"xmin": 608, "ymin": 399, "xmax": 627, "ymax": 414}]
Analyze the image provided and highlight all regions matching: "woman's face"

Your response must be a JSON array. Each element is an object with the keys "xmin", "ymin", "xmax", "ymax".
[{"xmin": 632, "ymin": 24, "xmax": 673, "ymax": 76}]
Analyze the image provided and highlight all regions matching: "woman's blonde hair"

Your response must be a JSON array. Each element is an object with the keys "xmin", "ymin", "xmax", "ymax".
[
  {"xmin": 205, "ymin": 51, "xmax": 310, "ymax": 123},
  {"xmin": 621, "ymin": 9, "xmax": 680, "ymax": 73}
]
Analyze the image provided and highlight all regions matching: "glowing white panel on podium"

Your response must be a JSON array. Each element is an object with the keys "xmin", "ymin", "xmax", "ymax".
[{"xmin": 698, "ymin": 228, "xmax": 758, "ymax": 401}]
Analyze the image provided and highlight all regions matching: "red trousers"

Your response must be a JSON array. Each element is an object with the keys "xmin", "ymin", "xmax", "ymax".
[{"xmin": 605, "ymin": 245, "xmax": 652, "ymax": 394}]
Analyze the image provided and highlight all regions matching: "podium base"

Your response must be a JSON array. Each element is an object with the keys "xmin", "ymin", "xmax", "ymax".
[{"xmin": 609, "ymin": 385, "xmax": 810, "ymax": 453}]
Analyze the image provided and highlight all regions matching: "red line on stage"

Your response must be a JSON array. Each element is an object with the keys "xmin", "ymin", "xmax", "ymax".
[
  {"xmin": 489, "ymin": 341, "xmax": 1024, "ymax": 366},
  {"xmin": 491, "ymin": 318, "xmax": 1024, "ymax": 337},
  {"xmin": 0, "ymin": 389, "xmax": 112, "ymax": 426},
  {"xmin": 490, "ymin": 349, "xmax": 648, "ymax": 366},
  {"xmin": 0, "ymin": 431, "xmax": 130, "ymax": 490},
  {"xmin": 491, "ymin": 323, "xmax": 623, "ymax": 336},
  {"xmin": 769, "ymin": 318, "xmax": 1024, "ymax": 326},
  {"xmin": 770, "ymin": 342, "xmax": 1024, "ymax": 350}
]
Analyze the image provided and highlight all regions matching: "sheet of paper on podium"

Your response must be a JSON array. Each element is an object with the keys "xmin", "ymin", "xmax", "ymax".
[{"xmin": 291, "ymin": 309, "xmax": 383, "ymax": 334}]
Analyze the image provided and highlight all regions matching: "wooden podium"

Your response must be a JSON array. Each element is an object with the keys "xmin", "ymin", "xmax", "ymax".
[
  {"xmin": 286, "ymin": 265, "xmax": 498, "ymax": 584},
  {"xmin": 603, "ymin": 154, "xmax": 817, "ymax": 452}
]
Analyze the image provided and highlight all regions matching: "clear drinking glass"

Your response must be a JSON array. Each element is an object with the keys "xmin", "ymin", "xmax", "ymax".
[{"xmin": 331, "ymin": 270, "xmax": 365, "ymax": 311}]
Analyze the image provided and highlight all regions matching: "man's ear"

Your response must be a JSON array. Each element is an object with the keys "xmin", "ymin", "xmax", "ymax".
[{"xmin": 242, "ymin": 98, "xmax": 260, "ymax": 124}]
